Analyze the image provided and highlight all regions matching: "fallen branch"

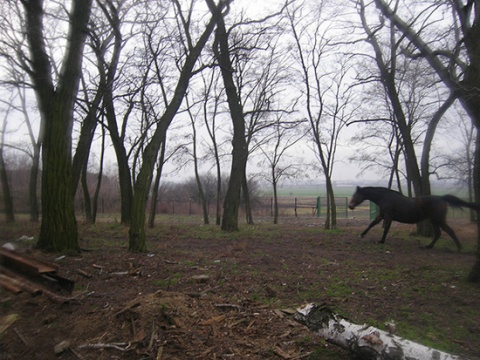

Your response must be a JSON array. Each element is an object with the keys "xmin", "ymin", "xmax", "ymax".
[
  {"xmin": 78, "ymin": 342, "xmax": 131, "ymax": 352},
  {"xmin": 76, "ymin": 269, "xmax": 92, "ymax": 278},
  {"xmin": 295, "ymin": 303, "xmax": 463, "ymax": 360},
  {"xmin": 13, "ymin": 327, "xmax": 30, "ymax": 346}
]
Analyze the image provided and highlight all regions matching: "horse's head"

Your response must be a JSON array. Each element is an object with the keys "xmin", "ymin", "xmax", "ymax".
[{"xmin": 348, "ymin": 186, "xmax": 365, "ymax": 210}]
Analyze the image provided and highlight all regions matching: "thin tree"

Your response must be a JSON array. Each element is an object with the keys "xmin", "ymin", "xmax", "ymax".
[
  {"xmin": 90, "ymin": 0, "xmax": 134, "ymax": 225},
  {"xmin": 201, "ymin": 69, "xmax": 226, "ymax": 226},
  {"xmin": 185, "ymin": 95, "xmax": 210, "ymax": 225},
  {"xmin": 258, "ymin": 116, "xmax": 307, "ymax": 224},
  {"xmin": 287, "ymin": 2, "xmax": 351, "ymax": 229},
  {"xmin": 128, "ymin": 0, "xmax": 228, "ymax": 251},
  {"xmin": 0, "ymin": 5, "xmax": 43, "ymax": 222}
]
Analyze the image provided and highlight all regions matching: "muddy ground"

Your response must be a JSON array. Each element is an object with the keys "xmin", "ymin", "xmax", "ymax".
[{"xmin": 1, "ymin": 217, "xmax": 480, "ymax": 359}]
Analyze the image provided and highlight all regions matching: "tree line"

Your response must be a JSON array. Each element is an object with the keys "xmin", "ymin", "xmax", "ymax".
[{"xmin": 1, "ymin": 0, "xmax": 479, "ymax": 281}]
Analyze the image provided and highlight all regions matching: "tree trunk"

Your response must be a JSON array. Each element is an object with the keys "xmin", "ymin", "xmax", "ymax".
[
  {"xmin": 29, "ymin": 142, "xmax": 41, "ymax": 222},
  {"xmin": 81, "ymin": 161, "xmax": 93, "ymax": 223},
  {"xmin": 325, "ymin": 175, "xmax": 336, "ymax": 230},
  {"xmin": 91, "ymin": 128, "xmax": 106, "ymax": 224},
  {"xmin": 148, "ymin": 141, "xmax": 165, "ymax": 229},
  {"xmin": 272, "ymin": 174, "xmax": 279, "ymax": 225},
  {"xmin": 71, "ymin": 91, "xmax": 101, "ymax": 194},
  {"xmin": 417, "ymin": 93, "xmax": 456, "ymax": 237},
  {"xmin": 215, "ymin": 162, "xmax": 222, "ymax": 226},
  {"xmin": 23, "ymin": 0, "xmax": 93, "ymax": 252},
  {"xmin": 295, "ymin": 303, "xmax": 461, "ymax": 360},
  {"xmin": 189, "ymin": 104, "xmax": 209, "ymax": 225},
  {"xmin": 37, "ymin": 106, "xmax": 80, "ymax": 252},
  {"xmin": 210, "ymin": 3, "xmax": 248, "ymax": 231},
  {"xmin": 468, "ymin": 132, "xmax": 480, "ymax": 282},
  {"xmin": 359, "ymin": 2, "xmax": 424, "ymax": 197},
  {"xmin": 242, "ymin": 175, "xmax": 254, "ymax": 225},
  {"xmin": 0, "ymin": 147, "xmax": 15, "ymax": 223},
  {"xmin": 194, "ymin": 160, "xmax": 210, "ymax": 225}
]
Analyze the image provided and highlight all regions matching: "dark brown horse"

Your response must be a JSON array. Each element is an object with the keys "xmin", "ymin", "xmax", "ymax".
[{"xmin": 348, "ymin": 186, "xmax": 480, "ymax": 251}]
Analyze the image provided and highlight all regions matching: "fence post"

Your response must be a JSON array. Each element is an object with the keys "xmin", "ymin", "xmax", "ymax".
[
  {"xmin": 295, "ymin": 197, "xmax": 298, "ymax": 217},
  {"xmin": 317, "ymin": 197, "xmax": 321, "ymax": 217}
]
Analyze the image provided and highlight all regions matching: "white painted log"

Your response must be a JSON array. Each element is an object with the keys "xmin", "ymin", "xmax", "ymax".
[{"xmin": 295, "ymin": 303, "xmax": 464, "ymax": 360}]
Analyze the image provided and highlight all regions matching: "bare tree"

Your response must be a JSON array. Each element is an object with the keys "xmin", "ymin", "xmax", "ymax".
[
  {"xmin": 128, "ymin": 0, "xmax": 228, "ymax": 251},
  {"xmin": 372, "ymin": 0, "xmax": 480, "ymax": 282},
  {"xmin": 356, "ymin": 0, "xmax": 423, "ymax": 196},
  {"xmin": 200, "ymin": 69, "xmax": 227, "ymax": 226},
  {"xmin": 207, "ymin": 0, "xmax": 249, "ymax": 231},
  {"xmin": 185, "ymin": 95, "xmax": 210, "ymax": 225},
  {"xmin": 287, "ymin": 1, "xmax": 352, "ymax": 229},
  {"xmin": 207, "ymin": 0, "xmax": 290, "ymax": 230},
  {"xmin": 353, "ymin": 0, "xmax": 457, "ymax": 236},
  {"xmin": 258, "ymin": 116, "xmax": 307, "ymax": 224},
  {"xmin": 88, "ymin": 0, "xmax": 136, "ymax": 225},
  {"xmin": 1, "ymin": 4, "xmax": 43, "ymax": 222},
  {"xmin": 17, "ymin": 0, "xmax": 93, "ymax": 252}
]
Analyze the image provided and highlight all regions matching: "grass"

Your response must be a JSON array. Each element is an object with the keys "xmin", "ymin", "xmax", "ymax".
[
  {"xmin": 1, "ymin": 215, "xmax": 479, "ymax": 358},
  {"xmin": 152, "ymin": 272, "xmax": 182, "ymax": 288}
]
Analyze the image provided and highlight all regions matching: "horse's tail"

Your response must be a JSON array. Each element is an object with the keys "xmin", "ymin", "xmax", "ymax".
[{"xmin": 442, "ymin": 195, "xmax": 480, "ymax": 211}]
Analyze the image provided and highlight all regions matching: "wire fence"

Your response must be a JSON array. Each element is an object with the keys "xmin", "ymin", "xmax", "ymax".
[{"xmin": 255, "ymin": 196, "xmax": 473, "ymax": 221}]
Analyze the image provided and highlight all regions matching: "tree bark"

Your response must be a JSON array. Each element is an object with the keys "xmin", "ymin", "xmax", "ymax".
[
  {"xmin": 208, "ymin": 1, "xmax": 248, "ymax": 231},
  {"xmin": 81, "ymin": 160, "xmax": 93, "ymax": 223},
  {"xmin": 0, "ymin": 147, "xmax": 14, "ymax": 223},
  {"xmin": 23, "ymin": 0, "xmax": 93, "ymax": 252},
  {"xmin": 148, "ymin": 141, "xmax": 166, "ymax": 229},
  {"xmin": 242, "ymin": 175, "xmax": 254, "ymax": 225},
  {"xmin": 417, "ymin": 93, "xmax": 456, "ymax": 237},
  {"xmin": 91, "ymin": 127, "xmax": 105, "ymax": 224},
  {"xmin": 272, "ymin": 167, "xmax": 279, "ymax": 225},
  {"xmin": 295, "ymin": 303, "xmax": 461, "ymax": 360},
  {"xmin": 28, "ymin": 142, "xmax": 41, "ymax": 222}
]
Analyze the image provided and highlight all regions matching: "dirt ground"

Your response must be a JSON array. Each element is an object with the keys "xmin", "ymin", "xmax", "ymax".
[{"xmin": 1, "ymin": 216, "xmax": 480, "ymax": 359}]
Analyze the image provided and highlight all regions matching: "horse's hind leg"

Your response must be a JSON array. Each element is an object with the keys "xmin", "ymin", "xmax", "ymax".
[
  {"xmin": 379, "ymin": 218, "xmax": 392, "ymax": 244},
  {"xmin": 440, "ymin": 223, "xmax": 462, "ymax": 251},
  {"xmin": 425, "ymin": 224, "xmax": 441, "ymax": 249},
  {"xmin": 426, "ymin": 222, "xmax": 462, "ymax": 251}
]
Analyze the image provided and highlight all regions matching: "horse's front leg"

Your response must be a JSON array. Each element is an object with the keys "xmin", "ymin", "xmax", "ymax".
[
  {"xmin": 379, "ymin": 218, "xmax": 392, "ymax": 244},
  {"xmin": 360, "ymin": 214, "xmax": 383, "ymax": 238}
]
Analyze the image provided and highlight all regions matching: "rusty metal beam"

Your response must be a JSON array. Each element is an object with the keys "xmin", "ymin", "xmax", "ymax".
[{"xmin": 0, "ymin": 248, "xmax": 58, "ymax": 275}]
